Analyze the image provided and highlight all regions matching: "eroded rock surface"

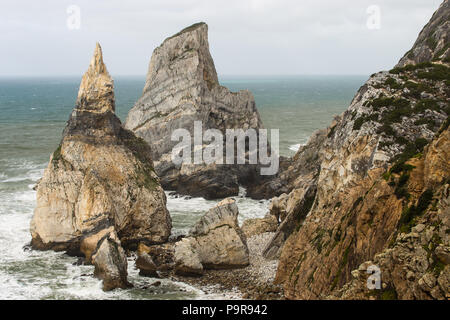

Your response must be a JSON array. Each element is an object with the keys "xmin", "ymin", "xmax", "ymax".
[
  {"xmin": 125, "ymin": 23, "xmax": 270, "ymax": 200},
  {"xmin": 174, "ymin": 198, "xmax": 250, "ymax": 275},
  {"xmin": 241, "ymin": 214, "xmax": 278, "ymax": 238},
  {"xmin": 397, "ymin": 0, "xmax": 449, "ymax": 67}
]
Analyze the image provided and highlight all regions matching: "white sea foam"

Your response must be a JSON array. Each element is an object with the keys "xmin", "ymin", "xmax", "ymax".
[{"xmin": 289, "ymin": 143, "xmax": 305, "ymax": 152}]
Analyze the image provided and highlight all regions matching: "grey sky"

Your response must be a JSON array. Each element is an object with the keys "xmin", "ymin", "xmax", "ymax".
[{"xmin": 0, "ymin": 0, "xmax": 443, "ymax": 76}]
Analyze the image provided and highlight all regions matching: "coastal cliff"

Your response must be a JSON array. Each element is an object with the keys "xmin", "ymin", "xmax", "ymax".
[
  {"xmin": 269, "ymin": 0, "xmax": 449, "ymax": 299},
  {"xmin": 125, "ymin": 22, "xmax": 267, "ymax": 200},
  {"xmin": 30, "ymin": 44, "xmax": 172, "ymax": 288}
]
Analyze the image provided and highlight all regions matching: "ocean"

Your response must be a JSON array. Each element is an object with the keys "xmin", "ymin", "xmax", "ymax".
[{"xmin": 0, "ymin": 75, "xmax": 366, "ymax": 299}]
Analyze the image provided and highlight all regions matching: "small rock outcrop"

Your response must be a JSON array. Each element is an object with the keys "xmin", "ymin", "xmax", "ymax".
[
  {"xmin": 174, "ymin": 238, "xmax": 204, "ymax": 276},
  {"xmin": 135, "ymin": 252, "xmax": 158, "ymax": 277},
  {"xmin": 91, "ymin": 231, "xmax": 131, "ymax": 291},
  {"xmin": 125, "ymin": 22, "xmax": 268, "ymax": 200},
  {"xmin": 30, "ymin": 43, "xmax": 172, "ymax": 289},
  {"xmin": 174, "ymin": 198, "xmax": 250, "ymax": 275}
]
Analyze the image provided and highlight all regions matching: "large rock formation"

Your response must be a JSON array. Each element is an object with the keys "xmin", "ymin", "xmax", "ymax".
[
  {"xmin": 31, "ymin": 43, "xmax": 172, "ymax": 271},
  {"xmin": 174, "ymin": 198, "xmax": 250, "ymax": 275},
  {"xmin": 268, "ymin": 1, "xmax": 450, "ymax": 299},
  {"xmin": 125, "ymin": 22, "xmax": 268, "ymax": 200}
]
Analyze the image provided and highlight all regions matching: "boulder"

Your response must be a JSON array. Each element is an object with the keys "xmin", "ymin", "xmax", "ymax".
[
  {"xmin": 189, "ymin": 198, "xmax": 250, "ymax": 268},
  {"xmin": 137, "ymin": 242, "xmax": 175, "ymax": 273},
  {"xmin": 92, "ymin": 231, "xmax": 131, "ymax": 291},
  {"xmin": 268, "ymin": 193, "xmax": 289, "ymax": 223},
  {"xmin": 241, "ymin": 214, "xmax": 278, "ymax": 238}
]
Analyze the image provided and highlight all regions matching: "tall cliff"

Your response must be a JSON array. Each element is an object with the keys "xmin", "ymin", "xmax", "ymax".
[
  {"xmin": 269, "ymin": 1, "xmax": 450, "ymax": 299},
  {"xmin": 31, "ymin": 44, "xmax": 172, "ymax": 256},
  {"xmin": 125, "ymin": 22, "xmax": 266, "ymax": 199}
]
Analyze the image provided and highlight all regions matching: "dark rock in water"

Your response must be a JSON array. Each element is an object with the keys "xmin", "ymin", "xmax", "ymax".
[
  {"xmin": 92, "ymin": 231, "xmax": 131, "ymax": 291},
  {"xmin": 125, "ymin": 22, "xmax": 273, "ymax": 200},
  {"xmin": 174, "ymin": 198, "xmax": 249, "ymax": 275},
  {"xmin": 72, "ymin": 257, "xmax": 85, "ymax": 266}
]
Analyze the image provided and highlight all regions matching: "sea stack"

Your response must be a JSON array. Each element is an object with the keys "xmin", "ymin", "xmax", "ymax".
[
  {"xmin": 125, "ymin": 22, "xmax": 266, "ymax": 199},
  {"xmin": 30, "ymin": 44, "xmax": 172, "ymax": 290}
]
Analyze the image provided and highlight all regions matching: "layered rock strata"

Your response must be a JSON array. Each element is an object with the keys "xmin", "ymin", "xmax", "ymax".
[{"xmin": 125, "ymin": 23, "xmax": 270, "ymax": 200}]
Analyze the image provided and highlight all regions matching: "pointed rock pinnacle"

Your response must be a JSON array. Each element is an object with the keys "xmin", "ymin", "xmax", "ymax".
[{"xmin": 76, "ymin": 43, "xmax": 115, "ymax": 113}]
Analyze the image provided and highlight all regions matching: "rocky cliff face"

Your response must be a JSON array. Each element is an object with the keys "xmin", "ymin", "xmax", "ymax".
[
  {"xmin": 31, "ymin": 44, "xmax": 172, "ymax": 259},
  {"xmin": 125, "ymin": 23, "xmax": 266, "ymax": 199},
  {"xmin": 270, "ymin": 2, "xmax": 450, "ymax": 299}
]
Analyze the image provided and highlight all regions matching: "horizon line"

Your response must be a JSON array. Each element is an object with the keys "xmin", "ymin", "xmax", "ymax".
[{"xmin": 0, "ymin": 73, "xmax": 370, "ymax": 78}]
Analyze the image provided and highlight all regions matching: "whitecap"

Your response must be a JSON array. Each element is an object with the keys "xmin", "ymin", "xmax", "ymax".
[
  {"xmin": 289, "ymin": 143, "xmax": 306, "ymax": 152},
  {"xmin": 2, "ymin": 168, "xmax": 44, "ymax": 183}
]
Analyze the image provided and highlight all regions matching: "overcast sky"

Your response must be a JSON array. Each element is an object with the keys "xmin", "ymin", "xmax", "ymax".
[{"xmin": 0, "ymin": 0, "xmax": 443, "ymax": 76}]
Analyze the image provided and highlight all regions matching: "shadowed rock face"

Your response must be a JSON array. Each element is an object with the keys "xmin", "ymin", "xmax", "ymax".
[
  {"xmin": 125, "ymin": 22, "xmax": 270, "ymax": 200},
  {"xmin": 397, "ymin": 0, "xmax": 449, "ymax": 67},
  {"xmin": 31, "ymin": 44, "xmax": 172, "ymax": 259}
]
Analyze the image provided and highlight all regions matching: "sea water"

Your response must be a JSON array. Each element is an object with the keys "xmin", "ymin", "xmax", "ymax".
[{"xmin": 0, "ymin": 75, "xmax": 365, "ymax": 299}]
